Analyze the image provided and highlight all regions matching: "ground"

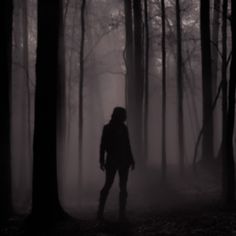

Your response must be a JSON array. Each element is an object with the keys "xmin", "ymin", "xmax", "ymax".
[{"xmin": 1, "ymin": 164, "xmax": 236, "ymax": 235}]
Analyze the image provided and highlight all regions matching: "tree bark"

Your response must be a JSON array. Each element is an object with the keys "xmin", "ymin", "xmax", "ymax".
[
  {"xmin": 211, "ymin": 0, "xmax": 221, "ymax": 155},
  {"xmin": 220, "ymin": 0, "xmax": 227, "ymax": 159},
  {"xmin": 0, "ymin": 0, "xmax": 13, "ymax": 222},
  {"xmin": 223, "ymin": 0, "xmax": 235, "ymax": 205},
  {"xmin": 161, "ymin": 0, "xmax": 167, "ymax": 179},
  {"xmin": 32, "ymin": 0, "xmax": 65, "ymax": 221},
  {"xmin": 200, "ymin": 0, "xmax": 213, "ymax": 160},
  {"xmin": 133, "ymin": 0, "xmax": 144, "ymax": 164},
  {"xmin": 176, "ymin": 0, "xmax": 185, "ymax": 172},
  {"xmin": 144, "ymin": 0, "xmax": 149, "ymax": 161},
  {"xmin": 78, "ymin": 0, "xmax": 86, "ymax": 191}
]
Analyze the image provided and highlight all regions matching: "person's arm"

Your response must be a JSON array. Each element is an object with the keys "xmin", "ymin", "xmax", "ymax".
[{"xmin": 99, "ymin": 126, "xmax": 106, "ymax": 171}]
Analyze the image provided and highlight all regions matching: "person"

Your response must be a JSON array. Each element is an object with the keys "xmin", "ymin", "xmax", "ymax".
[{"xmin": 97, "ymin": 107, "xmax": 135, "ymax": 221}]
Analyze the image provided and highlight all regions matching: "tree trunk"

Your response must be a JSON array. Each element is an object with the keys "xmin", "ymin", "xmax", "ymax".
[
  {"xmin": 161, "ymin": 0, "xmax": 167, "ymax": 179},
  {"xmin": 144, "ymin": 0, "xmax": 149, "ymax": 161},
  {"xmin": 211, "ymin": 0, "xmax": 221, "ymax": 93},
  {"xmin": 22, "ymin": 0, "xmax": 32, "ymax": 160},
  {"xmin": 0, "ymin": 0, "xmax": 13, "ymax": 223},
  {"xmin": 212, "ymin": 0, "xmax": 221, "ymax": 155},
  {"xmin": 223, "ymin": 0, "xmax": 235, "ymax": 205},
  {"xmin": 124, "ymin": 0, "xmax": 135, "ymax": 164},
  {"xmin": 200, "ymin": 0, "xmax": 213, "ymax": 160},
  {"xmin": 133, "ymin": 0, "xmax": 144, "ymax": 164},
  {"xmin": 32, "ymin": 0, "xmax": 65, "ymax": 221},
  {"xmin": 176, "ymin": 0, "xmax": 185, "ymax": 172},
  {"xmin": 220, "ymin": 0, "xmax": 227, "ymax": 158},
  {"xmin": 78, "ymin": 0, "xmax": 86, "ymax": 192}
]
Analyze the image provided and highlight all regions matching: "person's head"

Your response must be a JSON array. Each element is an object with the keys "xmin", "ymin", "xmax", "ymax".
[{"xmin": 111, "ymin": 107, "xmax": 127, "ymax": 123}]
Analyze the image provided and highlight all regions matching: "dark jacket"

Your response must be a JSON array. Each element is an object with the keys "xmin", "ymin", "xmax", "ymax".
[{"xmin": 100, "ymin": 121, "xmax": 134, "ymax": 168}]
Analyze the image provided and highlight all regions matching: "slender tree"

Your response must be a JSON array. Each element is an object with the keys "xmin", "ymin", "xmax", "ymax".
[
  {"xmin": 133, "ymin": 0, "xmax": 145, "ymax": 164},
  {"xmin": 144, "ymin": 0, "xmax": 149, "ymax": 160},
  {"xmin": 22, "ymin": 0, "xmax": 32, "ymax": 158},
  {"xmin": 211, "ymin": 0, "xmax": 221, "ymax": 91},
  {"xmin": 223, "ymin": 0, "xmax": 235, "ymax": 205},
  {"xmin": 220, "ymin": 0, "xmax": 228, "ymax": 159},
  {"xmin": 31, "ymin": 0, "xmax": 65, "ymax": 221},
  {"xmin": 0, "ymin": 0, "xmax": 13, "ymax": 223},
  {"xmin": 161, "ymin": 0, "xmax": 167, "ymax": 179},
  {"xmin": 176, "ymin": 0, "xmax": 184, "ymax": 172},
  {"xmin": 212, "ymin": 0, "xmax": 221, "ymax": 154},
  {"xmin": 78, "ymin": 0, "xmax": 86, "ymax": 190},
  {"xmin": 124, "ymin": 0, "xmax": 133, "ymax": 108},
  {"xmin": 200, "ymin": 0, "xmax": 213, "ymax": 161}
]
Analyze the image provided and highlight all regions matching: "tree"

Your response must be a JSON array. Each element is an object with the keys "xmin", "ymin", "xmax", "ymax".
[
  {"xmin": 133, "ymin": 0, "xmax": 145, "ymax": 164},
  {"xmin": 124, "ymin": 0, "xmax": 135, "ymax": 164},
  {"xmin": 212, "ymin": 0, "xmax": 221, "ymax": 154},
  {"xmin": 0, "ymin": 0, "xmax": 13, "ymax": 223},
  {"xmin": 144, "ymin": 0, "xmax": 149, "ymax": 161},
  {"xmin": 200, "ymin": 0, "xmax": 213, "ymax": 161},
  {"xmin": 211, "ymin": 0, "xmax": 221, "ymax": 94},
  {"xmin": 78, "ymin": 0, "xmax": 86, "ymax": 191},
  {"xmin": 176, "ymin": 0, "xmax": 184, "ymax": 172},
  {"xmin": 161, "ymin": 0, "xmax": 167, "ymax": 179},
  {"xmin": 223, "ymin": 0, "xmax": 235, "ymax": 205},
  {"xmin": 31, "ymin": 0, "xmax": 65, "ymax": 221},
  {"xmin": 220, "ymin": 0, "xmax": 227, "ymax": 159}
]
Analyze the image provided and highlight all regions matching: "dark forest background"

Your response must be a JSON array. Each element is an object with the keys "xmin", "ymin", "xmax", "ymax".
[{"xmin": 0, "ymin": 0, "xmax": 236, "ymax": 234}]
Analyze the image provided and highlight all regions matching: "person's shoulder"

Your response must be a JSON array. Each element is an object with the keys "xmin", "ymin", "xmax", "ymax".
[
  {"xmin": 122, "ymin": 123, "xmax": 128, "ymax": 131},
  {"xmin": 123, "ymin": 123, "xmax": 128, "ymax": 128},
  {"xmin": 103, "ymin": 123, "xmax": 110, "ymax": 131}
]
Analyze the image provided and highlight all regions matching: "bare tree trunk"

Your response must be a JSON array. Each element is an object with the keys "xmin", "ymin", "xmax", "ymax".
[
  {"xmin": 57, "ymin": 0, "xmax": 67, "ymax": 206},
  {"xmin": 144, "ymin": 0, "xmax": 149, "ymax": 161},
  {"xmin": 161, "ymin": 0, "xmax": 167, "ymax": 179},
  {"xmin": 212, "ymin": 0, "xmax": 221, "ymax": 155},
  {"xmin": 223, "ymin": 0, "xmax": 235, "ymax": 205},
  {"xmin": 220, "ymin": 0, "xmax": 227, "ymax": 159},
  {"xmin": 78, "ymin": 0, "xmax": 86, "ymax": 190},
  {"xmin": 124, "ymin": 0, "xmax": 135, "ymax": 168},
  {"xmin": 22, "ymin": 0, "xmax": 32, "ymax": 154},
  {"xmin": 176, "ymin": 0, "xmax": 184, "ymax": 172},
  {"xmin": 0, "ymin": 0, "xmax": 13, "ymax": 223},
  {"xmin": 200, "ymin": 0, "xmax": 213, "ymax": 161},
  {"xmin": 32, "ymin": 0, "xmax": 65, "ymax": 222},
  {"xmin": 212, "ymin": 0, "xmax": 221, "ymax": 92},
  {"xmin": 133, "ymin": 0, "xmax": 144, "ymax": 164}
]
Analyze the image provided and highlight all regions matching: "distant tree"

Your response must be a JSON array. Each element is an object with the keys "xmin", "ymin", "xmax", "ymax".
[
  {"xmin": 175, "ymin": 0, "xmax": 184, "ymax": 172},
  {"xmin": 161, "ymin": 0, "xmax": 167, "ymax": 179},
  {"xmin": 144, "ymin": 0, "xmax": 149, "ymax": 160},
  {"xmin": 211, "ymin": 0, "xmax": 221, "ymax": 154},
  {"xmin": 22, "ymin": 0, "xmax": 31, "ymax": 155},
  {"xmin": 220, "ymin": 0, "xmax": 228, "ymax": 159},
  {"xmin": 200, "ymin": 0, "xmax": 213, "ymax": 161},
  {"xmin": 78, "ymin": 0, "xmax": 86, "ymax": 191},
  {"xmin": 31, "ymin": 0, "xmax": 65, "ymax": 221},
  {"xmin": 0, "ymin": 0, "xmax": 13, "ymax": 223},
  {"xmin": 211, "ymin": 0, "xmax": 221, "ymax": 95},
  {"xmin": 223, "ymin": 0, "xmax": 235, "ymax": 205}
]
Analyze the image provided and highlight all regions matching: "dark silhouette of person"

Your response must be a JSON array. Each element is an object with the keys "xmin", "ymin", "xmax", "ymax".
[{"xmin": 97, "ymin": 107, "xmax": 135, "ymax": 221}]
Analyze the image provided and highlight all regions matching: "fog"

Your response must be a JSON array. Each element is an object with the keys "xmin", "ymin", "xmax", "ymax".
[{"xmin": 10, "ymin": 0, "xmax": 226, "ymax": 217}]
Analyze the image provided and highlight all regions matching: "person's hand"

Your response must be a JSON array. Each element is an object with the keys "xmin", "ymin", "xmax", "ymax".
[{"xmin": 100, "ymin": 163, "xmax": 105, "ymax": 171}]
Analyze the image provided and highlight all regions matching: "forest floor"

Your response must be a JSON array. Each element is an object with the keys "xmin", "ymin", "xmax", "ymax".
[{"xmin": 2, "ymin": 163, "xmax": 236, "ymax": 236}]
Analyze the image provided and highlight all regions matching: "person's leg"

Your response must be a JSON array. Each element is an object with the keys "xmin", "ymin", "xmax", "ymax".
[
  {"xmin": 118, "ymin": 167, "xmax": 129, "ymax": 220},
  {"xmin": 97, "ymin": 166, "xmax": 116, "ymax": 219}
]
